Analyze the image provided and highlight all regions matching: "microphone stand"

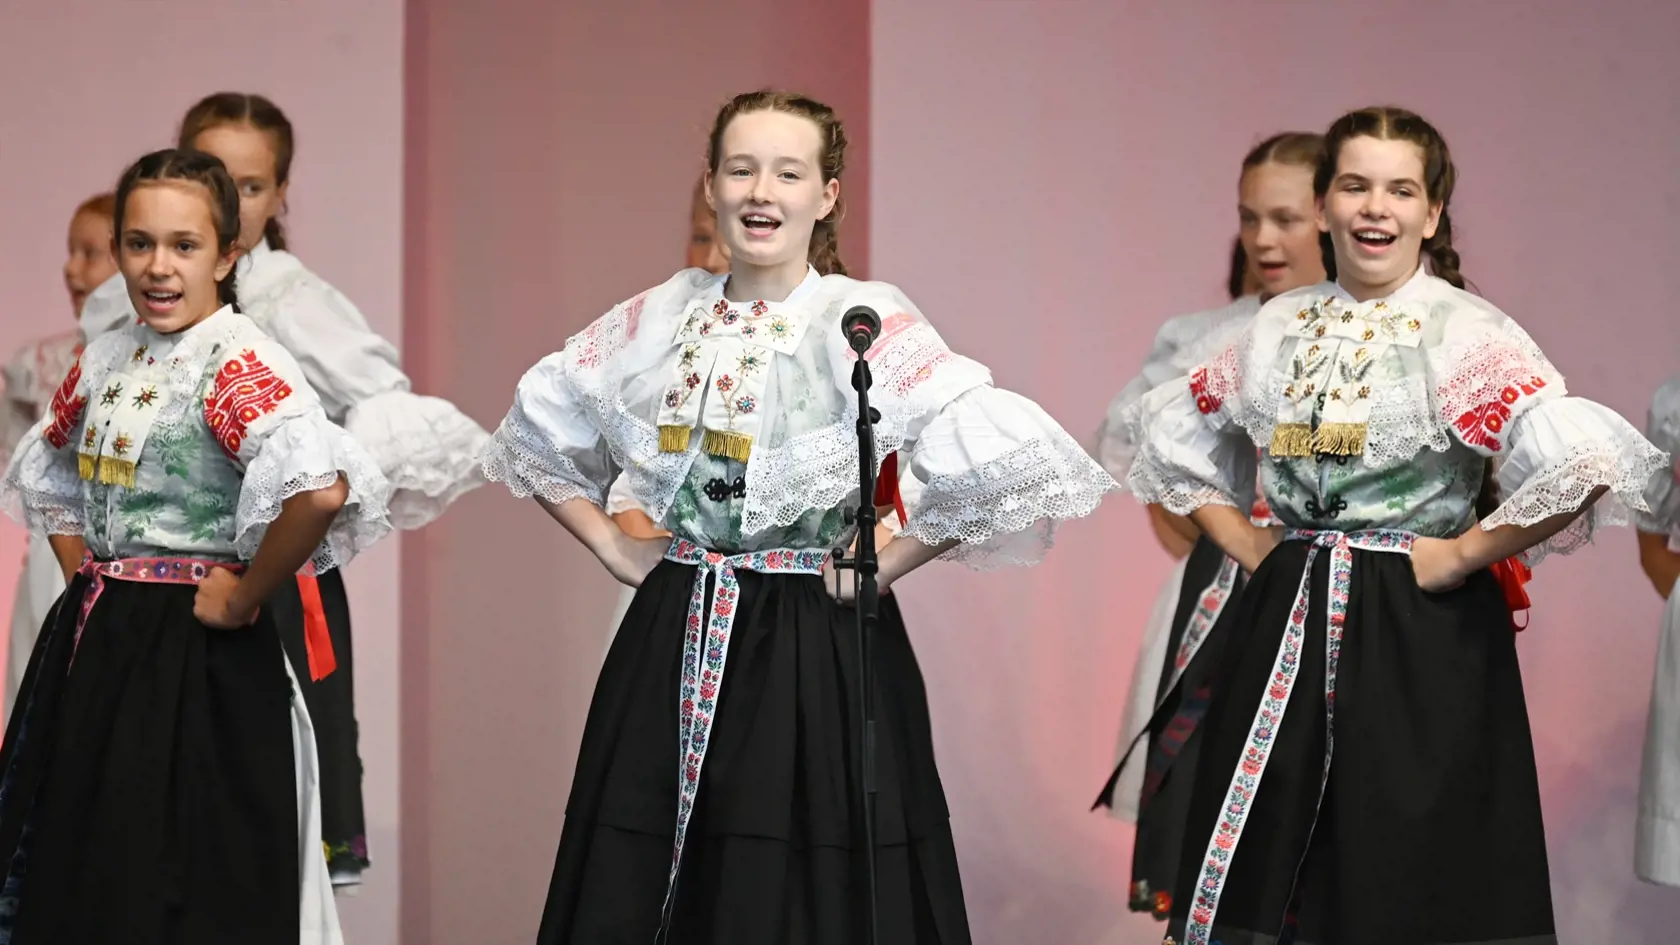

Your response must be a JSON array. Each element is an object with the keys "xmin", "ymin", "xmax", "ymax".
[{"xmin": 830, "ymin": 333, "xmax": 881, "ymax": 945}]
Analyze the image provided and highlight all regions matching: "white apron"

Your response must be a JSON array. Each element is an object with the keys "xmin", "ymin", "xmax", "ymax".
[
  {"xmin": 285, "ymin": 652, "xmax": 346, "ymax": 944},
  {"xmin": 1637, "ymin": 576, "xmax": 1680, "ymax": 886},
  {"xmin": 1107, "ymin": 558, "xmax": 1187, "ymax": 823}
]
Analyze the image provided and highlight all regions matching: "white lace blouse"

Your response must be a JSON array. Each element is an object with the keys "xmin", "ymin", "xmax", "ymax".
[
  {"xmin": 482, "ymin": 266, "xmax": 1117, "ymax": 567},
  {"xmin": 79, "ymin": 240, "xmax": 487, "ymax": 530},
  {"xmin": 1124, "ymin": 268, "xmax": 1668, "ymax": 563}
]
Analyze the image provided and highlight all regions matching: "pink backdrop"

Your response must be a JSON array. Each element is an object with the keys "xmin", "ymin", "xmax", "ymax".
[{"xmin": 4, "ymin": 1, "xmax": 1679, "ymax": 943}]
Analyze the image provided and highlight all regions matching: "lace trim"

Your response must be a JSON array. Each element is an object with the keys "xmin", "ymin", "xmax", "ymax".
[
  {"xmin": 1485, "ymin": 434, "xmax": 1669, "ymax": 566},
  {"xmin": 478, "ymin": 417, "xmax": 603, "ymax": 508},
  {"xmin": 1428, "ymin": 326, "xmax": 1564, "ymax": 457},
  {"xmin": 233, "ymin": 418, "xmax": 392, "ymax": 573},
  {"xmin": 899, "ymin": 431, "xmax": 1118, "ymax": 570},
  {"xmin": 345, "ymin": 392, "xmax": 491, "ymax": 530},
  {"xmin": 0, "ymin": 416, "xmax": 87, "ymax": 535}
]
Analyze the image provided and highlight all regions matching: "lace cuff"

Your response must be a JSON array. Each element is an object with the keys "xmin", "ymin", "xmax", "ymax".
[
  {"xmin": 1123, "ymin": 379, "xmax": 1250, "ymax": 516},
  {"xmin": 1, "ymin": 419, "xmax": 85, "ymax": 536},
  {"xmin": 481, "ymin": 353, "xmax": 613, "ymax": 509},
  {"xmin": 234, "ymin": 415, "xmax": 393, "ymax": 572},
  {"xmin": 1484, "ymin": 397, "xmax": 1669, "ymax": 565},
  {"xmin": 898, "ymin": 387, "xmax": 1117, "ymax": 570},
  {"xmin": 344, "ymin": 389, "xmax": 491, "ymax": 530}
]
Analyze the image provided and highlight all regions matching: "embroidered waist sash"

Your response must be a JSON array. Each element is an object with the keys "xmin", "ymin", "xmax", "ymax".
[
  {"xmin": 1183, "ymin": 528, "xmax": 1414, "ymax": 945},
  {"xmin": 72, "ymin": 554, "xmax": 336, "ymax": 680},
  {"xmin": 657, "ymin": 538, "xmax": 829, "ymax": 929}
]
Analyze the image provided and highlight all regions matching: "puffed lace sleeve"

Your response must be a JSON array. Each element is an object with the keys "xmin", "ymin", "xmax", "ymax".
[
  {"xmin": 0, "ymin": 352, "xmax": 90, "ymax": 536},
  {"xmin": 1432, "ymin": 303, "xmax": 1668, "ymax": 563},
  {"xmin": 480, "ymin": 349, "xmax": 615, "ymax": 508},
  {"xmin": 261, "ymin": 274, "xmax": 490, "ymax": 530},
  {"xmin": 205, "ymin": 338, "xmax": 392, "ymax": 572},
  {"xmin": 839, "ymin": 283, "xmax": 1119, "ymax": 568},
  {"xmin": 0, "ymin": 345, "xmax": 40, "ymax": 465},
  {"xmin": 1122, "ymin": 324, "xmax": 1260, "ymax": 518},
  {"xmin": 1636, "ymin": 377, "xmax": 1680, "ymax": 545}
]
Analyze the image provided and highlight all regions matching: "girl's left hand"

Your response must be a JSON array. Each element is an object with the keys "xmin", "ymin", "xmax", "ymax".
[
  {"xmin": 1411, "ymin": 537, "xmax": 1468, "ymax": 593},
  {"xmin": 194, "ymin": 567, "xmax": 260, "ymax": 629}
]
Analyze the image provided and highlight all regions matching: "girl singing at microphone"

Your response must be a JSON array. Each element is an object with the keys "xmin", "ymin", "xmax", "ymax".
[{"xmin": 481, "ymin": 89, "xmax": 1118, "ymax": 944}]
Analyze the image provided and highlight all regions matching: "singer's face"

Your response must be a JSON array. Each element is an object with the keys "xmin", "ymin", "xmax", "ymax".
[
  {"xmin": 707, "ymin": 110, "xmax": 839, "ymax": 272},
  {"xmin": 1317, "ymin": 135, "xmax": 1440, "ymax": 302}
]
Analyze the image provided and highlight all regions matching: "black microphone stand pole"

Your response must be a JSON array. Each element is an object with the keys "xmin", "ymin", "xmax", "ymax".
[{"xmin": 831, "ymin": 326, "xmax": 881, "ymax": 945}]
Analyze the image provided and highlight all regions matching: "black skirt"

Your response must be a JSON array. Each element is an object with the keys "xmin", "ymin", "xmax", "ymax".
[
  {"xmin": 536, "ymin": 561, "xmax": 970, "ymax": 944},
  {"xmin": 1093, "ymin": 536, "xmax": 1247, "ymax": 921},
  {"xmin": 268, "ymin": 569, "xmax": 368, "ymax": 880},
  {"xmin": 0, "ymin": 572, "xmax": 298, "ymax": 945},
  {"xmin": 1163, "ymin": 539, "xmax": 1555, "ymax": 945}
]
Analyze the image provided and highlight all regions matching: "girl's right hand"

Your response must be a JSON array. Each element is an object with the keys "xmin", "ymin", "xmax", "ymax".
[{"xmin": 604, "ymin": 531, "xmax": 670, "ymax": 588}]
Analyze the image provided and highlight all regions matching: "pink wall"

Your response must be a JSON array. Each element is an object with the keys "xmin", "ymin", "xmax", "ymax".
[
  {"xmin": 399, "ymin": 1, "xmax": 870, "ymax": 941},
  {"xmin": 0, "ymin": 3, "xmax": 406, "ymax": 942},
  {"xmin": 871, "ymin": 1, "xmax": 1680, "ymax": 943}
]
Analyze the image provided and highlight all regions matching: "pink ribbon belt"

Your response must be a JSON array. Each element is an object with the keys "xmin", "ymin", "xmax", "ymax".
[
  {"xmin": 72, "ymin": 553, "xmax": 240, "ymax": 668},
  {"xmin": 657, "ymin": 538, "xmax": 828, "ymax": 929},
  {"xmin": 1184, "ymin": 528, "xmax": 1414, "ymax": 945}
]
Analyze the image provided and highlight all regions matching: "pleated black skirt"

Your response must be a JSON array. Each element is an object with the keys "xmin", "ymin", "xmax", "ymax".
[
  {"xmin": 1163, "ymin": 540, "xmax": 1555, "ymax": 945},
  {"xmin": 0, "ymin": 573, "xmax": 298, "ymax": 945},
  {"xmin": 536, "ymin": 560, "xmax": 970, "ymax": 944},
  {"xmin": 269, "ymin": 569, "xmax": 368, "ymax": 880}
]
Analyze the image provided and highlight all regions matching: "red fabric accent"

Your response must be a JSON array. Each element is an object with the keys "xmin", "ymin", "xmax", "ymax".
[
  {"xmin": 1489, "ymin": 556, "xmax": 1533, "ymax": 632},
  {"xmin": 43, "ymin": 357, "xmax": 87, "ymax": 449},
  {"xmin": 203, "ymin": 349, "xmax": 294, "ymax": 461},
  {"xmin": 874, "ymin": 451, "xmax": 907, "ymax": 523},
  {"xmin": 1189, "ymin": 366, "xmax": 1222, "ymax": 415},
  {"xmin": 1450, "ymin": 376, "xmax": 1549, "ymax": 453},
  {"xmin": 295, "ymin": 563, "xmax": 337, "ymax": 681}
]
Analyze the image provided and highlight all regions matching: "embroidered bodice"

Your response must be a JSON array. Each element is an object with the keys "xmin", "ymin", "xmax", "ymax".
[
  {"xmin": 482, "ymin": 266, "xmax": 1117, "ymax": 565},
  {"xmin": 1123, "ymin": 269, "xmax": 1667, "ymax": 562},
  {"xmin": 78, "ymin": 241, "xmax": 488, "ymax": 530},
  {"xmin": 2, "ymin": 306, "xmax": 390, "ymax": 570}
]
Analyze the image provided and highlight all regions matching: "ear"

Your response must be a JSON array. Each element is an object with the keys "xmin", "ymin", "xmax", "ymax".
[
  {"xmin": 703, "ymin": 169, "xmax": 716, "ymax": 214},
  {"xmin": 1422, "ymin": 200, "xmax": 1442, "ymax": 240},
  {"xmin": 1315, "ymin": 194, "xmax": 1330, "ymax": 234},
  {"xmin": 275, "ymin": 178, "xmax": 290, "ymax": 208},
  {"xmin": 820, "ymin": 177, "xmax": 840, "ymax": 221},
  {"xmin": 214, "ymin": 245, "xmax": 239, "ymax": 284}
]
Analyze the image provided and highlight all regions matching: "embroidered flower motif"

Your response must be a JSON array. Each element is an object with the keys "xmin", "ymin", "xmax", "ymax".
[
  {"xmin": 679, "ymin": 344, "xmax": 699, "ymax": 369},
  {"xmin": 714, "ymin": 375, "xmax": 735, "ymax": 394},
  {"xmin": 664, "ymin": 390, "xmax": 683, "ymax": 408},
  {"xmin": 685, "ymin": 372, "xmax": 702, "ymax": 389},
  {"xmin": 101, "ymin": 383, "xmax": 123, "ymax": 406},
  {"xmin": 721, "ymin": 309, "xmax": 740, "ymax": 325},
  {"xmin": 83, "ymin": 426, "xmax": 97, "ymax": 449},
  {"xmin": 740, "ymin": 323, "xmax": 757, "ymax": 338},
  {"xmin": 768, "ymin": 317, "xmax": 790, "ymax": 338},
  {"xmin": 734, "ymin": 395, "xmax": 756, "ymax": 415},
  {"xmin": 713, "ymin": 299, "xmax": 730, "ymax": 316},
  {"xmin": 111, "ymin": 432, "xmax": 132, "ymax": 457},
  {"xmin": 1407, "ymin": 318, "xmax": 1421, "ymax": 332},
  {"xmin": 736, "ymin": 352, "xmax": 763, "ymax": 374},
  {"xmin": 699, "ymin": 322, "xmax": 713, "ymax": 336},
  {"xmin": 750, "ymin": 300, "xmax": 768, "ymax": 316},
  {"xmin": 132, "ymin": 345, "xmax": 148, "ymax": 363},
  {"xmin": 131, "ymin": 385, "xmax": 159, "ymax": 408}
]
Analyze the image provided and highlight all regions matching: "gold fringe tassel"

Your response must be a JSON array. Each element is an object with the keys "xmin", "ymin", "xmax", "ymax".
[
  {"xmin": 1268, "ymin": 423, "xmax": 1313, "ymax": 458},
  {"xmin": 702, "ymin": 429, "xmax": 754, "ymax": 462},
  {"xmin": 77, "ymin": 453, "xmax": 97, "ymax": 482},
  {"xmin": 97, "ymin": 458, "xmax": 138, "ymax": 489},
  {"xmin": 1311, "ymin": 422, "xmax": 1367, "ymax": 457},
  {"xmin": 658, "ymin": 425, "xmax": 692, "ymax": 453}
]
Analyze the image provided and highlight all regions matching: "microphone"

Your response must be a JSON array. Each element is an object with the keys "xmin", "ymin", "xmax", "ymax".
[{"xmin": 842, "ymin": 305, "xmax": 882, "ymax": 354}]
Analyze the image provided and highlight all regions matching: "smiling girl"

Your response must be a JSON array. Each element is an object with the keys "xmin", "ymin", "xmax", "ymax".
[
  {"xmin": 483, "ymin": 89, "xmax": 1116, "ymax": 943},
  {"xmin": 2, "ymin": 193, "xmax": 118, "ymax": 717},
  {"xmin": 78, "ymin": 92, "xmax": 488, "ymax": 886},
  {"xmin": 1094, "ymin": 131, "xmax": 1326, "ymax": 923},
  {"xmin": 0, "ymin": 148, "xmax": 389, "ymax": 943},
  {"xmin": 1124, "ymin": 106, "xmax": 1667, "ymax": 945}
]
